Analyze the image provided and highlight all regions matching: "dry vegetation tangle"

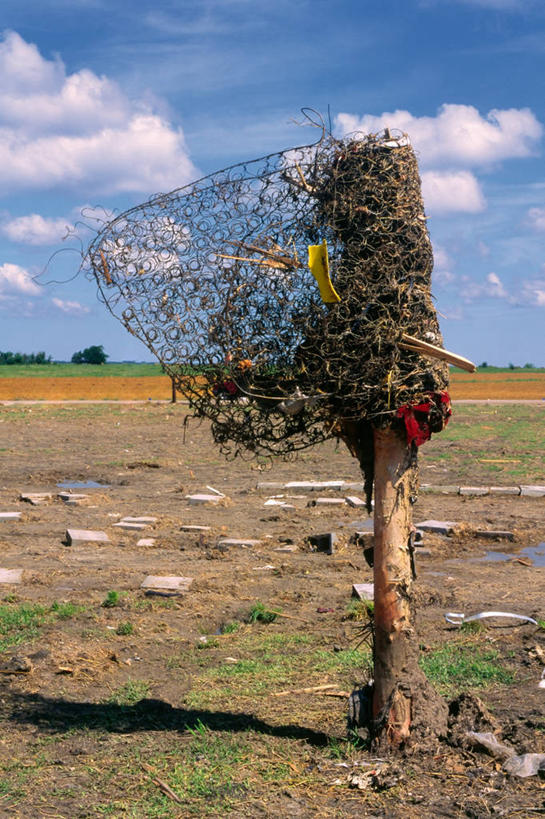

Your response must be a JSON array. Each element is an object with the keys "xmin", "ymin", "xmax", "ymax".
[
  {"xmin": 0, "ymin": 403, "xmax": 544, "ymax": 817},
  {"xmin": 0, "ymin": 370, "xmax": 545, "ymax": 401}
]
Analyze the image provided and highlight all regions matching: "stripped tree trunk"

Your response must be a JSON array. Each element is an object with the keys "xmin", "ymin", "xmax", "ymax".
[{"xmin": 370, "ymin": 426, "xmax": 448, "ymax": 750}]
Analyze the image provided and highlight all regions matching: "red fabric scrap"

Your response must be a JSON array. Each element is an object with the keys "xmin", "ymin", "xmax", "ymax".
[
  {"xmin": 212, "ymin": 379, "xmax": 238, "ymax": 397},
  {"xmin": 396, "ymin": 391, "xmax": 451, "ymax": 447}
]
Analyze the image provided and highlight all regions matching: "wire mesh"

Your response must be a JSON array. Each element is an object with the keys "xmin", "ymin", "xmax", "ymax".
[{"xmin": 86, "ymin": 129, "xmax": 448, "ymax": 459}]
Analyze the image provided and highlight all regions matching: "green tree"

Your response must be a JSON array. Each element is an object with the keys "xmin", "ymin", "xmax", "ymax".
[{"xmin": 71, "ymin": 345, "xmax": 108, "ymax": 364}]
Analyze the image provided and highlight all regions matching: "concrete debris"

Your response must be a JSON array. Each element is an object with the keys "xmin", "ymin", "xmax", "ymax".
[
  {"xmin": 186, "ymin": 494, "xmax": 223, "ymax": 505},
  {"xmin": 309, "ymin": 533, "xmax": 336, "ymax": 554},
  {"xmin": 180, "ymin": 525, "xmax": 211, "ymax": 532},
  {"xmin": 264, "ymin": 499, "xmax": 295, "ymax": 508},
  {"xmin": 420, "ymin": 485, "xmax": 459, "ymax": 495},
  {"xmin": 459, "ymin": 486, "xmax": 489, "ymax": 496},
  {"xmin": 415, "ymin": 520, "xmax": 457, "ymax": 535},
  {"xmin": 0, "ymin": 568, "xmax": 23, "ymax": 584},
  {"xmin": 58, "ymin": 492, "xmax": 89, "ymax": 505},
  {"xmin": 474, "ymin": 530, "xmax": 514, "ymax": 542},
  {"xmin": 352, "ymin": 583, "xmax": 374, "ymax": 601},
  {"xmin": 136, "ymin": 538, "xmax": 156, "ymax": 547},
  {"xmin": 120, "ymin": 516, "xmax": 157, "ymax": 523},
  {"xmin": 141, "ymin": 575, "xmax": 193, "ymax": 594},
  {"xmin": 113, "ymin": 521, "xmax": 149, "ymax": 531},
  {"xmin": 520, "ymin": 485, "xmax": 545, "ymax": 498},
  {"xmin": 216, "ymin": 538, "xmax": 262, "ymax": 548},
  {"xmin": 65, "ymin": 529, "xmax": 109, "ymax": 545},
  {"xmin": 308, "ymin": 497, "xmax": 346, "ymax": 507},
  {"xmin": 489, "ymin": 486, "xmax": 521, "ymax": 495},
  {"xmin": 285, "ymin": 480, "xmax": 345, "ymax": 490},
  {"xmin": 20, "ymin": 492, "xmax": 52, "ymax": 505},
  {"xmin": 0, "ymin": 512, "xmax": 22, "ymax": 520},
  {"xmin": 345, "ymin": 496, "xmax": 367, "ymax": 508}
]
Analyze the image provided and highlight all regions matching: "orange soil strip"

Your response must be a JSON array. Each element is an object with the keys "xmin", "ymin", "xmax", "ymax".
[{"xmin": 0, "ymin": 372, "xmax": 544, "ymax": 401}]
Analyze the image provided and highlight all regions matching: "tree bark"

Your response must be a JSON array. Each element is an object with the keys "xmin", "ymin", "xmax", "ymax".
[{"xmin": 370, "ymin": 425, "xmax": 448, "ymax": 750}]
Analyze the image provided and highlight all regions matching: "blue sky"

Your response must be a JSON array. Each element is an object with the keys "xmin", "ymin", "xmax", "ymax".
[{"xmin": 1, "ymin": 0, "xmax": 544, "ymax": 364}]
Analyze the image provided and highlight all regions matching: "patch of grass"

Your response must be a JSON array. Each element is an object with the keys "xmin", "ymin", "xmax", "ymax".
[
  {"xmin": 115, "ymin": 621, "xmax": 135, "ymax": 636},
  {"xmin": 101, "ymin": 590, "xmax": 124, "ymax": 608},
  {"xmin": 0, "ymin": 601, "xmax": 84, "ymax": 653},
  {"xmin": 537, "ymin": 619, "xmax": 545, "ymax": 631},
  {"xmin": 247, "ymin": 601, "xmax": 279, "ymax": 624},
  {"xmin": 220, "ymin": 621, "xmax": 239, "ymax": 634},
  {"xmin": 107, "ymin": 679, "xmax": 151, "ymax": 706},
  {"xmin": 420, "ymin": 642, "xmax": 515, "ymax": 694},
  {"xmin": 345, "ymin": 599, "xmax": 374, "ymax": 621}
]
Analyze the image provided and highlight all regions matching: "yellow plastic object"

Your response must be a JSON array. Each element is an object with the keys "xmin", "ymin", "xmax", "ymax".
[{"xmin": 308, "ymin": 240, "xmax": 340, "ymax": 303}]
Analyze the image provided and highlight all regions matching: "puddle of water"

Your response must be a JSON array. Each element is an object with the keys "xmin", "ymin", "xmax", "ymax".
[
  {"xmin": 57, "ymin": 480, "xmax": 110, "ymax": 489},
  {"xmin": 480, "ymin": 543, "xmax": 545, "ymax": 567}
]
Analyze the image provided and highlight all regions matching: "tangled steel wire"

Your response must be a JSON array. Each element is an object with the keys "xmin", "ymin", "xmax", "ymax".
[{"xmin": 86, "ymin": 129, "xmax": 448, "ymax": 461}]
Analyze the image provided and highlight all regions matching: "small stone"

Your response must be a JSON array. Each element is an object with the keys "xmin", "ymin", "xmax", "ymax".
[
  {"xmin": 459, "ymin": 486, "xmax": 490, "ymax": 496},
  {"xmin": 65, "ymin": 529, "xmax": 109, "ymax": 545},
  {"xmin": 415, "ymin": 520, "xmax": 458, "ymax": 535},
  {"xmin": 136, "ymin": 538, "xmax": 156, "ymax": 547},
  {"xmin": 141, "ymin": 575, "xmax": 193, "ymax": 593},
  {"xmin": 0, "ymin": 512, "xmax": 21, "ymax": 521},
  {"xmin": 309, "ymin": 533, "xmax": 336, "ymax": 554},
  {"xmin": 216, "ymin": 538, "xmax": 262, "ymax": 548},
  {"xmin": 520, "ymin": 485, "xmax": 545, "ymax": 498},
  {"xmin": 352, "ymin": 583, "xmax": 374, "ymax": 601},
  {"xmin": 186, "ymin": 494, "xmax": 222, "ymax": 505},
  {"xmin": 0, "ymin": 568, "xmax": 23, "ymax": 584}
]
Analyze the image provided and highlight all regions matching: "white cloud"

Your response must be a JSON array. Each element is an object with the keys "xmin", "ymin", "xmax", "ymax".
[
  {"xmin": 519, "ymin": 277, "xmax": 545, "ymax": 306},
  {"xmin": 432, "ymin": 243, "xmax": 455, "ymax": 284},
  {"xmin": 422, "ymin": 170, "xmax": 486, "ymax": 213},
  {"xmin": 0, "ymin": 31, "xmax": 197, "ymax": 195},
  {"xmin": 335, "ymin": 104, "xmax": 542, "ymax": 168},
  {"xmin": 486, "ymin": 272, "xmax": 509, "ymax": 298},
  {"xmin": 2, "ymin": 214, "xmax": 72, "ymax": 245},
  {"xmin": 52, "ymin": 297, "xmax": 90, "ymax": 315},
  {"xmin": 527, "ymin": 207, "xmax": 545, "ymax": 232},
  {"xmin": 0, "ymin": 262, "xmax": 41, "ymax": 295}
]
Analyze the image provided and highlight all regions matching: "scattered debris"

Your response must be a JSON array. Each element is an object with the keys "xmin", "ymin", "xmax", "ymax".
[
  {"xmin": 352, "ymin": 583, "xmax": 374, "ymax": 601},
  {"xmin": 141, "ymin": 576, "xmax": 193, "ymax": 594},
  {"xmin": 186, "ymin": 493, "xmax": 223, "ymax": 505},
  {"xmin": 416, "ymin": 520, "xmax": 458, "ymax": 535},
  {"xmin": 20, "ymin": 492, "xmax": 52, "ymax": 505},
  {"xmin": 474, "ymin": 529, "xmax": 514, "ymax": 541},
  {"xmin": 503, "ymin": 753, "xmax": 545, "ymax": 778},
  {"xmin": 217, "ymin": 537, "xmax": 262, "ymax": 548},
  {"xmin": 445, "ymin": 610, "xmax": 538, "ymax": 627},
  {"xmin": 465, "ymin": 731, "xmax": 514, "ymax": 761},
  {"xmin": 0, "ymin": 568, "xmax": 22, "ymax": 584},
  {"xmin": 308, "ymin": 533, "xmax": 336, "ymax": 554},
  {"xmin": 65, "ymin": 529, "xmax": 110, "ymax": 545}
]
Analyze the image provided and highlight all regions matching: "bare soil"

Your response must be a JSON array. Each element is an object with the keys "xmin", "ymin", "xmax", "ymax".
[
  {"xmin": 0, "ymin": 369, "xmax": 544, "ymax": 400},
  {"xmin": 0, "ymin": 402, "xmax": 544, "ymax": 817}
]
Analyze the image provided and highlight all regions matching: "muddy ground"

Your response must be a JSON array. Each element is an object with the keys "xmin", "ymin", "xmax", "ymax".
[{"xmin": 0, "ymin": 402, "xmax": 544, "ymax": 818}]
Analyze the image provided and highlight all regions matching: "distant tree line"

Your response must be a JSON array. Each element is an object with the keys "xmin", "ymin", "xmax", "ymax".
[
  {"xmin": 0, "ymin": 351, "xmax": 52, "ymax": 365},
  {"xmin": 71, "ymin": 345, "xmax": 108, "ymax": 365}
]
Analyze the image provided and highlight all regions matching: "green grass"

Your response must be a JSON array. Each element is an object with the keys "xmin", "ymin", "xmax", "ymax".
[
  {"xmin": 107, "ymin": 679, "xmax": 151, "ymax": 706},
  {"xmin": 184, "ymin": 629, "xmax": 370, "ymax": 708},
  {"xmin": 0, "ymin": 601, "xmax": 85, "ymax": 653},
  {"xmin": 115, "ymin": 621, "xmax": 135, "ymax": 636},
  {"xmin": 0, "ymin": 362, "xmax": 163, "ymax": 378},
  {"xmin": 420, "ymin": 641, "xmax": 515, "ymax": 695},
  {"xmin": 247, "ymin": 601, "xmax": 280, "ymax": 624},
  {"xmin": 101, "ymin": 590, "xmax": 124, "ymax": 608}
]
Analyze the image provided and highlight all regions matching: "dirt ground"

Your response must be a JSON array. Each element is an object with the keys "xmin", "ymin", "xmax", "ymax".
[
  {"xmin": 0, "ymin": 369, "xmax": 544, "ymax": 400},
  {"xmin": 0, "ymin": 402, "xmax": 544, "ymax": 817}
]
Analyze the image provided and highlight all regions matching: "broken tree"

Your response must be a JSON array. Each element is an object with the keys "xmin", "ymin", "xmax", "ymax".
[{"xmin": 86, "ymin": 121, "xmax": 474, "ymax": 750}]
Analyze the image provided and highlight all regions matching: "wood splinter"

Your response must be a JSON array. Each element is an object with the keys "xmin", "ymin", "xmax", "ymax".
[{"xmin": 399, "ymin": 333, "xmax": 476, "ymax": 373}]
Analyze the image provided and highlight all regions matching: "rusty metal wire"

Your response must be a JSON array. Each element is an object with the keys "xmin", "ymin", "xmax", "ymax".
[{"xmin": 86, "ymin": 129, "xmax": 448, "ymax": 459}]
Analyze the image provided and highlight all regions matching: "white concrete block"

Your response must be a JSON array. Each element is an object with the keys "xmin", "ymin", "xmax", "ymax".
[
  {"xmin": 141, "ymin": 575, "xmax": 193, "ymax": 593},
  {"xmin": 415, "ymin": 520, "xmax": 458, "ymax": 535},
  {"xmin": 520, "ymin": 485, "xmax": 545, "ymax": 498},
  {"xmin": 0, "ymin": 568, "xmax": 22, "ymax": 584},
  {"xmin": 345, "ymin": 496, "xmax": 367, "ymax": 508},
  {"xmin": 186, "ymin": 494, "xmax": 222, "ymax": 505},
  {"xmin": 137, "ymin": 538, "xmax": 156, "ymax": 547},
  {"xmin": 0, "ymin": 512, "xmax": 21, "ymax": 520},
  {"xmin": 352, "ymin": 583, "xmax": 374, "ymax": 601},
  {"xmin": 180, "ymin": 525, "xmax": 211, "ymax": 532},
  {"xmin": 216, "ymin": 538, "xmax": 261, "ymax": 548},
  {"xmin": 66, "ymin": 529, "xmax": 109, "ymax": 545},
  {"xmin": 113, "ymin": 521, "xmax": 149, "ymax": 531},
  {"xmin": 459, "ymin": 486, "xmax": 489, "ymax": 496}
]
